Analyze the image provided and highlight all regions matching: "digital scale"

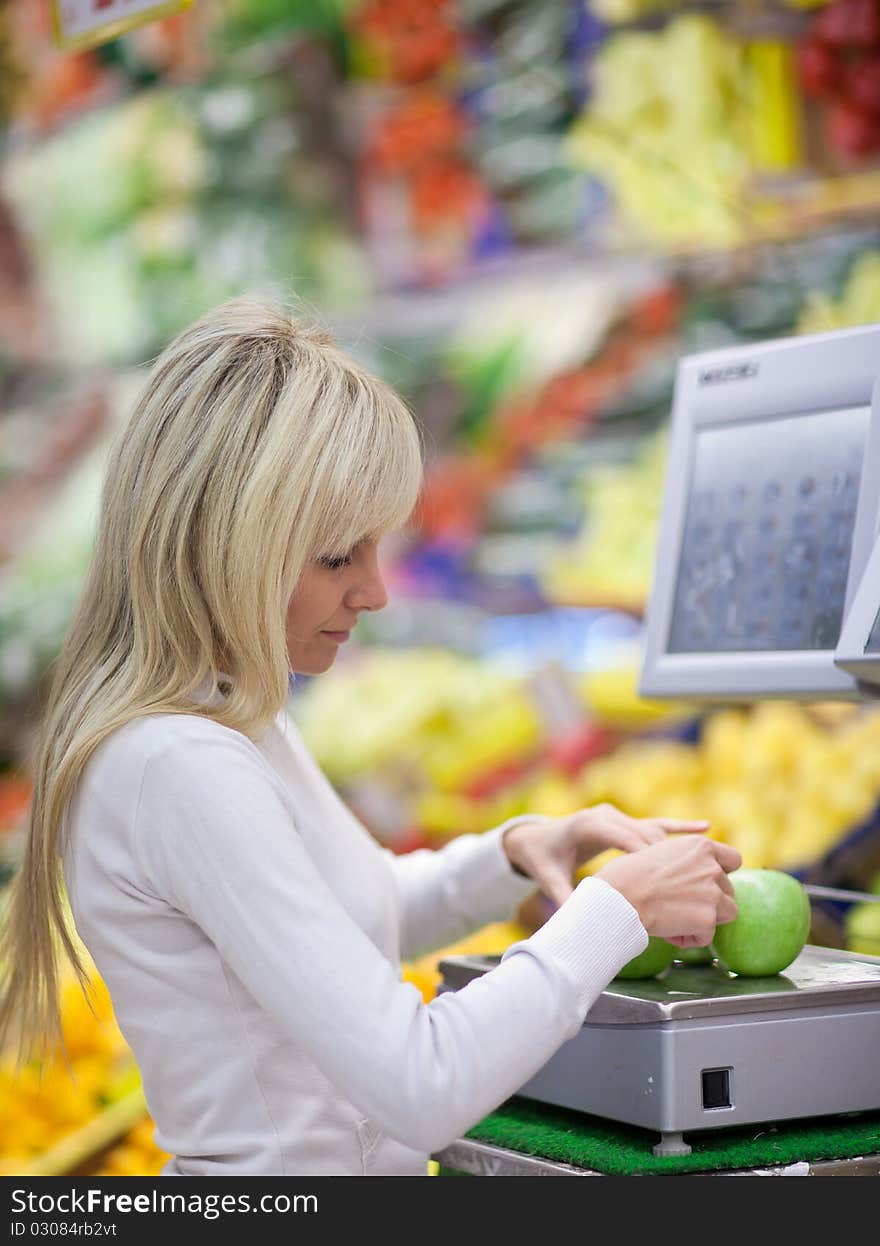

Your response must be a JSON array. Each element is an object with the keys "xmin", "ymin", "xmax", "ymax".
[
  {"xmin": 442, "ymin": 323, "xmax": 880, "ymax": 1157},
  {"xmin": 439, "ymin": 946, "xmax": 880, "ymax": 1157}
]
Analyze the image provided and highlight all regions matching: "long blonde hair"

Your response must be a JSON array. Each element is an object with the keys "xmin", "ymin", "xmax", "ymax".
[{"xmin": 0, "ymin": 295, "xmax": 423, "ymax": 1067}]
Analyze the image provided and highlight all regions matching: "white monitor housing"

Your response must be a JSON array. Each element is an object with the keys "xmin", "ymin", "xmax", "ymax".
[
  {"xmin": 835, "ymin": 528, "xmax": 880, "ymax": 689},
  {"xmin": 640, "ymin": 323, "xmax": 880, "ymax": 701}
]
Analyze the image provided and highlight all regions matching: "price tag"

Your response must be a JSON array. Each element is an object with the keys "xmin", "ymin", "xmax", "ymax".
[{"xmin": 50, "ymin": 0, "xmax": 193, "ymax": 52}]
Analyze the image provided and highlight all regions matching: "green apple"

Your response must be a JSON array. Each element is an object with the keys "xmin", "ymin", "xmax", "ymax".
[
  {"xmin": 674, "ymin": 945, "xmax": 715, "ymax": 964},
  {"xmin": 712, "ymin": 868, "xmax": 810, "ymax": 977},
  {"xmin": 615, "ymin": 936, "xmax": 676, "ymax": 980}
]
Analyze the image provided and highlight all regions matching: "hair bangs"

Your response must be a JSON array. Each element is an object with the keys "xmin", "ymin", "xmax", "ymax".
[{"xmin": 310, "ymin": 376, "xmax": 423, "ymax": 560}]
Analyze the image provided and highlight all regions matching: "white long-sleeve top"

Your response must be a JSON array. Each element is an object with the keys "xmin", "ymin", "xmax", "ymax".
[{"xmin": 60, "ymin": 676, "xmax": 647, "ymax": 1176}]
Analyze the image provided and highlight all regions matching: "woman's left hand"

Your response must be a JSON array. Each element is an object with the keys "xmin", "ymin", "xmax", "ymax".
[{"xmin": 502, "ymin": 803, "xmax": 711, "ymax": 909}]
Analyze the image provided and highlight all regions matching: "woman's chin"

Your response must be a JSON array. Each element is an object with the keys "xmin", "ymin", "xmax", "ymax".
[{"xmin": 289, "ymin": 651, "xmax": 338, "ymax": 677}]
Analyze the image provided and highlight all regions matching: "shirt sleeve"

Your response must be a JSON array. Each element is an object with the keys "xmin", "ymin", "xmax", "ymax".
[
  {"xmin": 135, "ymin": 730, "xmax": 647, "ymax": 1157},
  {"xmin": 381, "ymin": 817, "xmax": 549, "ymax": 962}
]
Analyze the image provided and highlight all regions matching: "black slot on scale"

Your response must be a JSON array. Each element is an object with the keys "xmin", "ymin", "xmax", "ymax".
[{"xmin": 439, "ymin": 325, "xmax": 880, "ymax": 1157}]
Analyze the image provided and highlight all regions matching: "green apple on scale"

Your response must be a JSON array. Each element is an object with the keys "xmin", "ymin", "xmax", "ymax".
[
  {"xmin": 615, "ymin": 936, "xmax": 677, "ymax": 980},
  {"xmin": 673, "ymin": 944, "xmax": 715, "ymax": 964},
  {"xmin": 711, "ymin": 867, "xmax": 811, "ymax": 977}
]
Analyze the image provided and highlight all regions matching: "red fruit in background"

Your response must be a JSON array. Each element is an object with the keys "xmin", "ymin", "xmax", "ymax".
[
  {"xmin": 370, "ymin": 91, "xmax": 464, "ymax": 174},
  {"xmin": 354, "ymin": 0, "xmax": 460, "ymax": 84},
  {"xmin": 815, "ymin": 0, "xmax": 880, "ymax": 48},
  {"xmin": 462, "ymin": 758, "xmax": 534, "ymax": 800},
  {"xmin": 792, "ymin": 38, "xmax": 837, "ymax": 97},
  {"xmin": 845, "ymin": 54, "xmax": 880, "ymax": 113},
  {"xmin": 539, "ymin": 370, "xmax": 601, "ymax": 433},
  {"xmin": 797, "ymin": 39, "xmax": 843, "ymax": 98},
  {"xmin": 825, "ymin": 100, "xmax": 879, "ymax": 156},
  {"xmin": 411, "ymin": 161, "xmax": 488, "ymax": 230},
  {"xmin": 32, "ymin": 52, "xmax": 103, "ymax": 130},
  {"xmin": 546, "ymin": 725, "xmax": 614, "ymax": 777},
  {"xmin": 630, "ymin": 284, "xmax": 682, "ymax": 336},
  {"xmin": 814, "ymin": 1, "xmax": 851, "ymax": 44}
]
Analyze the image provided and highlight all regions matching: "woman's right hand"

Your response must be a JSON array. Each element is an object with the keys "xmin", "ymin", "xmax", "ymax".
[{"xmin": 596, "ymin": 834, "xmax": 741, "ymax": 948}]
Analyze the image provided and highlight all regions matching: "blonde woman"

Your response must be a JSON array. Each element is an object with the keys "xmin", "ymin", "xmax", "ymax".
[{"xmin": 0, "ymin": 298, "xmax": 739, "ymax": 1177}]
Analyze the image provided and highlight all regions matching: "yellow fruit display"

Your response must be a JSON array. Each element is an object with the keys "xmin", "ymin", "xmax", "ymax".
[
  {"xmin": 414, "ymin": 790, "xmax": 520, "ymax": 838},
  {"xmin": 292, "ymin": 646, "xmax": 691, "ymax": 849},
  {"xmin": 576, "ymin": 846, "xmax": 623, "ymax": 880},
  {"xmin": 797, "ymin": 252, "xmax": 880, "ymax": 336},
  {"xmin": 95, "ymin": 1122, "xmax": 172, "ymax": 1178},
  {"xmin": 0, "ymin": 947, "xmax": 160, "ymax": 1176},
  {"xmin": 568, "ymin": 702, "xmax": 880, "ymax": 871},
  {"xmin": 580, "ymin": 659, "xmax": 692, "ymax": 731},
  {"xmin": 294, "ymin": 641, "xmax": 880, "ymax": 876},
  {"xmin": 294, "ymin": 649, "xmax": 542, "ymax": 791},
  {"xmin": 565, "ymin": 17, "xmax": 752, "ymax": 247},
  {"xmin": 541, "ymin": 431, "xmax": 668, "ymax": 612},
  {"xmin": 514, "ymin": 773, "xmax": 583, "ymax": 820}
]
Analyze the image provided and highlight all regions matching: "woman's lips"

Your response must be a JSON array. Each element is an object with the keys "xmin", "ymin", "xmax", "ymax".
[{"xmin": 321, "ymin": 631, "xmax": 351, "ymax": 643}]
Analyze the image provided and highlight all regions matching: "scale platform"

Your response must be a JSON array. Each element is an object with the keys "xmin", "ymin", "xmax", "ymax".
[{"xmin": 438, "ymin": 945, "xmax": 880, "ymax": 1157}]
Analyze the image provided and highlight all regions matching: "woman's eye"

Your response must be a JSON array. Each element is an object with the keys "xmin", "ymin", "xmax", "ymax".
[{"xmin": 319, "ymin": 554, "xmax": 352, "ymax": 570}]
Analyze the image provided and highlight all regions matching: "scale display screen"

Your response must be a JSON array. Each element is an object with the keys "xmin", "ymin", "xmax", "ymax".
[
  {"xmin": 668, "ymin": 406, "xmax": 868, "ymax": 654},
  {"xmin": 641, "ymin": 323, "xmax": 880, "ymax": 699}
]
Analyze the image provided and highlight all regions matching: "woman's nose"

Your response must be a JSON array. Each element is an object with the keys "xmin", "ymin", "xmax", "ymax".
[{"xmin": 346, "ymin": 550, "xmax": 388, "ymax": 613}]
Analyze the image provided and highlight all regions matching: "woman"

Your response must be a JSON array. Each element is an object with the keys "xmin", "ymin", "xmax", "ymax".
[{"xmin": 0, "ymin": 297, "xmax": 739, "ymax": 1176}]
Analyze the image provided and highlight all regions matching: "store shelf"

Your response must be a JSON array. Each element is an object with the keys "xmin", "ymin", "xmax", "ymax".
[{"xmin": 763, "ymin": 170, "xmax": 880, "ymax": 231}]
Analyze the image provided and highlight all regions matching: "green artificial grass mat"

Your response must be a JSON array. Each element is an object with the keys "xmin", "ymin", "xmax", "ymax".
[{"xmin": 461, "ymin": 1097, "xmax": 880, "ymax": 1175}]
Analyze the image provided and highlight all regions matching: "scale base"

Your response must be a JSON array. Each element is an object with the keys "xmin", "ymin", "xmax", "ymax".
[{"xmin": 653, "ymin": 1132, "xmax": 692, "ymax": 1158}]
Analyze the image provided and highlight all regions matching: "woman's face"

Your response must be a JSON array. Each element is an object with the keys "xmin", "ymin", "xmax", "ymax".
[{"xmin": 285, "ymin": 538, "xmax": 388, "ymax": 675}]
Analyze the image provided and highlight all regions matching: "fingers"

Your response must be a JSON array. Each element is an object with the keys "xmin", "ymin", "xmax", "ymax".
[
  {"xmin": 715, "ymin": 894, "xmax": 738, "ymax": 926},
  {"xmin": 568, "ymin": 808, "xmax": 654, "ymax": 854},
  {"xmin": 571, "ymin": 805, "xmax": 714, "ymax": 855},
  {"xmin": 633, "ymin": 821, "xmax": 668, "ymax": 846},
  {"xmin": 668, "ymin": 933, "xmax": 711, "ymax": 949},
  {"xmin": 678, "ymin": 925, "xmax": 716, "ymax": 947},
  {"xmin": 535, "ymin": 866, "xmax": 575, "ymax": 910},
  {"xmin": 654, "ymin": 819, "xmax": 711, "ymax": 834},
  {"xmin": 594, "ymin": 825, "xmax": 739, "ymax": 941},
  {"xmin": 596, "ymin": 809, "xmax": 670, "ymax": 849},
  {"xmin": 617, "ymin": 816, "xmax": 709, "ymax": 851},
  {"xmin": 711, "ymin": 841, "xmax": 743, "ymax": 874},
  {"xmin": 716, "ymin": 870, "xmax": 735, "ymax": 899},
  {"xmin": 626, "ymin": 814, "xmax": 712, "ymax": 848},
  {"xmin": 607, "ymin": 825, "xmax": 658, "ymax": 853}
]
